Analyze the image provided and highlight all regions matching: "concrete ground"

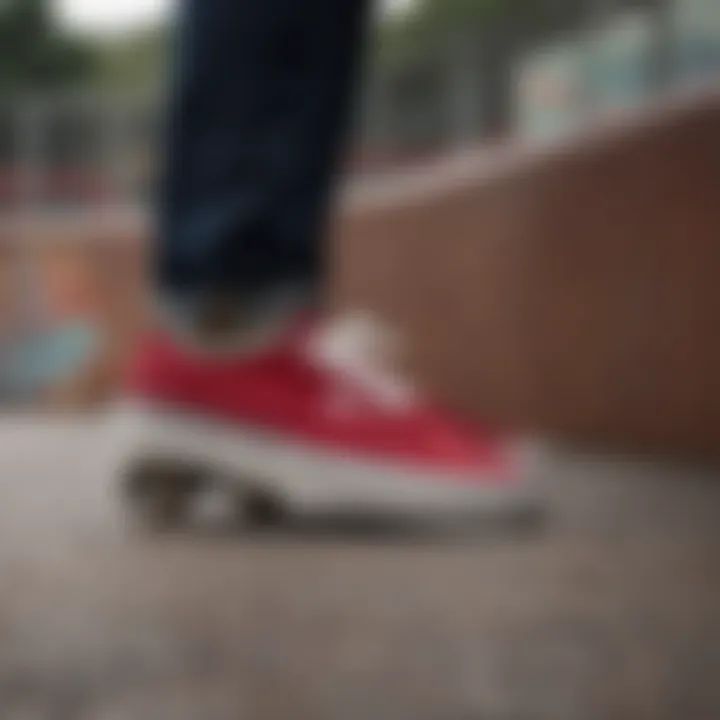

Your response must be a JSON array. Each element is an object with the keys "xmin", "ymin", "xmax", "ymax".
[{"xmin": 0, "ymin": 417, "xmax": 718, "ymax": 720}]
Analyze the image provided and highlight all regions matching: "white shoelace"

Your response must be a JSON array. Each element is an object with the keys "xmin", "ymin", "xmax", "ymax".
[{"xmin": 308, "ymin": 312, "xmax": 418, "ymax": 413}]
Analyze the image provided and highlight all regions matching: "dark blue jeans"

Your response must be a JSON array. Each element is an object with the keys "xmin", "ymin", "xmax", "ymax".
[{"xmin": 157, "ymin": 0, "xmax": 370, "ymax": 306}]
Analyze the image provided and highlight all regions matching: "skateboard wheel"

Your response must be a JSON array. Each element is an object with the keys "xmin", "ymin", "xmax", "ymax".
[
  {"xmin": 236, "ymin": 487, "xmax": 287, "ymax": 528},
  {"xmin": 122, "ymin": 458, "xmax": 204, "ymax": 531}
]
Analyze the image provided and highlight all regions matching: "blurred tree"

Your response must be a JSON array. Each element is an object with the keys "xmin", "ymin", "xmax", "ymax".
[
  {"xmin": 0, "ymin": 0, "xmax": 97, "ymax": 95},
  {"xmin": 95, "ymin": 29, "xmax": 169, "ymax": 96},
  {"xmin": 377, "ymin": 0, "xmax": 674, "ymax": 139},
  {"xmin": 376, "ymin": 0, "xmax": 591, "ymax": 140}
]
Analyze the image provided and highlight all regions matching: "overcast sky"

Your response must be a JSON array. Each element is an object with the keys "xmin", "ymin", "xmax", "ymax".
[
  {"xmin": 56, "ymin": 0, "xmax": 170, "ymax": 34},
  {"xmin": 56, "ymin": 0, "xmax": 414, "ymax": 35}
]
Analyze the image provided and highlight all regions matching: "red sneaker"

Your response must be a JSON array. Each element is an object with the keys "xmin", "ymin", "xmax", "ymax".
[{"xmin": 116, "ymin": 313, "xmax": 538, "ymax": 529}]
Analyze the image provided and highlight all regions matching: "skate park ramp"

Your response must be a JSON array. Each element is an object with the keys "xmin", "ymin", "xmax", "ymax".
[{"xmin": 335, "ymin": 86, "xmax": 720, "ymax": 455}]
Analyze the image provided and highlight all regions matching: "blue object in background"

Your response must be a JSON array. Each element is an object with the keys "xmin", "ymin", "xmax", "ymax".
[{"xmin": 0, "ymin": 323, "xmax": 100, "ymax": 402}]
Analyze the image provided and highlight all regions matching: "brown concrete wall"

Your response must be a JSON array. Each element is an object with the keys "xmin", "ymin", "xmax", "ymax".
[
  {"xmin": 6, "ymin": 88, "xmax": 720, "ymax": 454},
  {"xmin": 334, "ymin": 89, "xmax": 720, "ymax": 454}
]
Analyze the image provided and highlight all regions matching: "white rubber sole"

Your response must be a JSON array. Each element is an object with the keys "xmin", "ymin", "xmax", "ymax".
[{"xmin": 110, "ymin": 401, "xmax": 542, "ymax": 527}]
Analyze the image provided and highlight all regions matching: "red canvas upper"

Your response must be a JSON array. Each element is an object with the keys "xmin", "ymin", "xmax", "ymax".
[{"xmin": 127, "ymin": 321, "xmax": 514, "ymax": 482}]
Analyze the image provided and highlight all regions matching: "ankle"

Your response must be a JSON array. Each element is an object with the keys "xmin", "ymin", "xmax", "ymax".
[{"xmin": 156, "ymin": 286, "xmax": 316, "ymax": 354}]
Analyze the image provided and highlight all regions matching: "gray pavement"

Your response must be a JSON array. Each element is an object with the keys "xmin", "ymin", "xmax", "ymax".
[{"xmin": 0, "ymin": 417, "xmax": 719, "ymax": 719}]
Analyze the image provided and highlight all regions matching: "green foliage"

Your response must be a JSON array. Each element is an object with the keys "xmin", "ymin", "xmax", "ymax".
[
  {"xmin": 95, "ymin": 29, "xmax": 169, "ymax": 95},
  {"xmin": 0, "ymin": 0, "xmax": 97, "ymax": 95},
  {"xmin": 377, "ymin": 0, "xmax": 592, "ymax": 69},
  {"xmin": 374, "ymin": 0, "xmax": 602, "ymax": 136}
]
